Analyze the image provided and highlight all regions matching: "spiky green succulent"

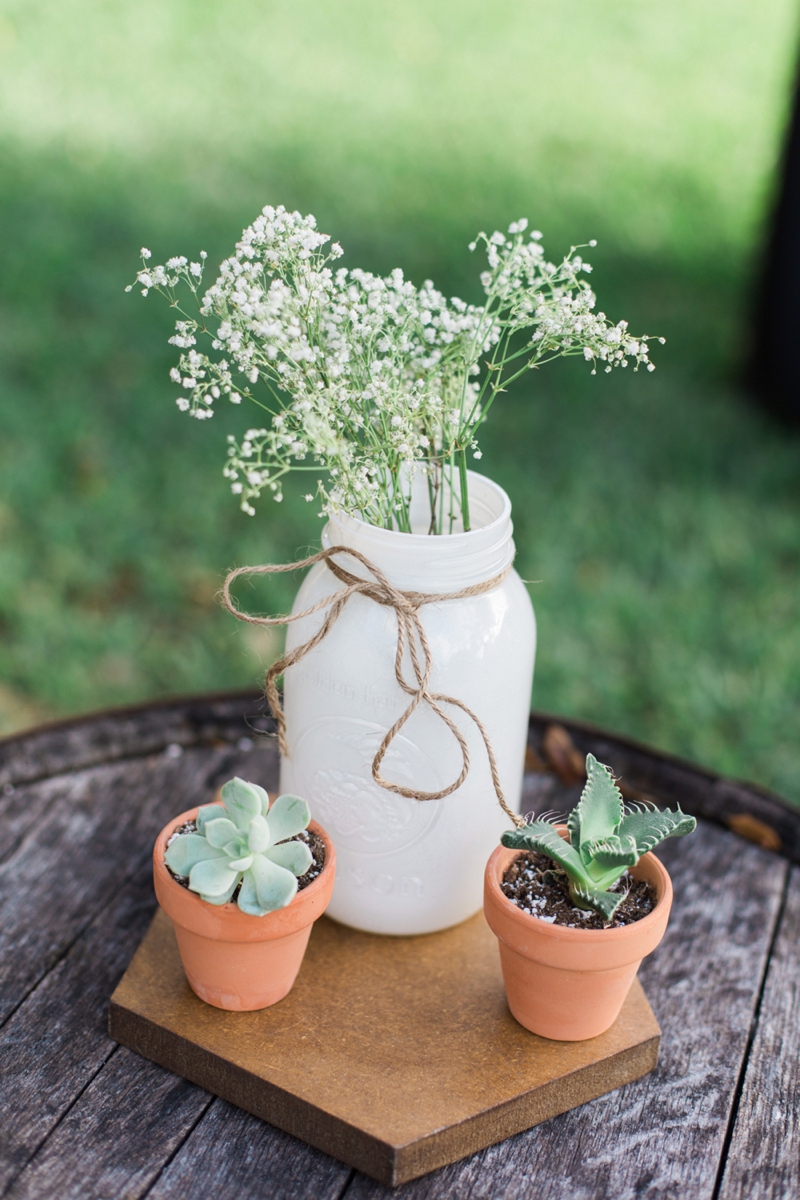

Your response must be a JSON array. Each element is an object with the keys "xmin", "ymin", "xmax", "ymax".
[
  {"xmin": 165, "ymin": 777, "xmax": 313, "ymax": 916},
  {"xmin": 501, "ymin": 753, "xmax": 696, "ymax": 922}
]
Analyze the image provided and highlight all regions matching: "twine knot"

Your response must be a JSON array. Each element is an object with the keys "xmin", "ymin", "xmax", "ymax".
[{"xmin": 221, "ymin": 545, "xmax": 524, "ymax": 828}]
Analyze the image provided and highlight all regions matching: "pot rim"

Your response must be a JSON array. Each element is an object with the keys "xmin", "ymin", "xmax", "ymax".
[
  {"xmin": 154, "ymin": 804, "xmax": 335, "ymax": 923},
  {"xmin": 485, "ymin": 839, "xmax": 673, "ymax": 945}
]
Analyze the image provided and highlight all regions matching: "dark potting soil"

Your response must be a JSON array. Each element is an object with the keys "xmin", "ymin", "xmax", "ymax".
[
  {"xmin": 165, "ymin": 822, "xmax": 326, "ymax": 899},
  {"xmin": 294, "ymin": 828, "xmax": 327, "ymax": 889},
  {"xmin": 501, "ymin": 850, "xmax": 657, "ymax": 930}
]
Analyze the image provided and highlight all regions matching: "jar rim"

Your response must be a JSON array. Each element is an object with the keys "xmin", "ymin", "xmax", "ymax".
[
  {"xmin": 325, "ymin": 469, "xmax": 511, "ymax": 543},
  {"xmin": 320, "ymin": 471, "xmax": 515, "ymax": 590}
]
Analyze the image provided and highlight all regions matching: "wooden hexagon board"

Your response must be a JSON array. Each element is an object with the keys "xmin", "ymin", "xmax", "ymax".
[{"xmin": 109, "ymin": 908, "xmax": 660, "ymax": 1187}]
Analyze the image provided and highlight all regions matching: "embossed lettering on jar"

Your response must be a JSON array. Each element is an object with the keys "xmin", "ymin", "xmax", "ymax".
[{"xmin": 280, "ymin": 472, "xmax": 536, "ymax": 935}]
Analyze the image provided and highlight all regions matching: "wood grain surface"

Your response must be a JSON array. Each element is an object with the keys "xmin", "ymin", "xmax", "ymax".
[
  {"xmin": 345, "ymin": 825, "xmax": 788, "ymax": 1200},
  {"xmin": 0, "ymin": 861, "xmax": 156, "ymax": 1194},
  {"xmin": 0, "ymin": 692, "xmax": 797, "ymax": 1199},
  {"xmin": 110, "ymin": 909, "xmax": 660, "ymax": 1185},
  {"xmin": 147, "ymin": 1098, "xmax": 353, "ymax": 1200},
  {"xmin": 718, "ymin": 867, "xmax": 800, "ymax": 1200}
]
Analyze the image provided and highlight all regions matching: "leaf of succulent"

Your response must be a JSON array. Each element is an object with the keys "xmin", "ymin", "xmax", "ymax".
[
  {"xmin": 266, "ymin": 793, "xmax": 312, "ymax": 842},
  {"xmin": 500, "ymin": 823, "xmax": 607, "ymax": 912},
  {"xmin": 236, "ymin": 869, "xmax": 262, "ymax": 917},
  {"xmin": 572, "ymin": 753, "xmax": 624, "ymax": 853},
  {"xmin": 204, "ymin": 817, "xmax": 242, "ymax": 849},
  {"xmin": 166, "ymin": 780, "xmax": 314, "ymax": 916},
  {"xmin": 617, "ymin": 805, "xmax": 697, "ymax": 855},
  {"xmin": 247, "ymin": 813, "xmax": 271, "ymax": 854},
  {"xmin": 571, "ymin": 883, "xmax": 624, "ymax": 923},
  {"xmin": 220, "ymin": 777, "xmax": 264, "ymax": 831},
  {"xmin": 268, "ymin": 840, "xmax": 313, "ymax": 876},
  {"xmin": 196, "ymin": 803, "xmax": 224, "ymax": 833},
  {"xmin": 197, "ymin": 875, "xmax": 239, "ymax": 907},
  {"xmin": 238, "ymin": 858, "xmax": 296, "ymax": 916},
  {"xmin": 190, "ymin": 857, "xmax": 240, "ymax": 898},
  {"xmin": 249, "ymin": 782, "xmax": 271, "ymax": 814},
  {"xmin": 227, "ymin": 854, "xmax": 255, "ymax": 871},
  {"xmin": 501, "ymin": 821, "xmax": 590, "ymax": 887},
  {"xmin": 582, "ymin": 835, "xmax": 639, "ymax": 886},
  {"xmin": 501, "ymin": 752, "xmax": 697, "ymax": 921},
  {"xmin": 164, "ymin": 833, "xmax": 227, "ymax": 877}
]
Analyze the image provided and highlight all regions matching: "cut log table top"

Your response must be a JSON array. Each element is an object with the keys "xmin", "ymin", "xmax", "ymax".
[{"xmin": 1, "ymin": 691, "xmax": 798, "ymax": 1200}]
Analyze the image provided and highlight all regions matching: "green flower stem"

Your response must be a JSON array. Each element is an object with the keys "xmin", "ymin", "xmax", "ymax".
[
  {"xmin": 458, "ymin": 445, "xmax": 471, "ymax": 532},
  {"xmin": 135, "ymin": 212, "xmax": 656, "ymax": 531}
]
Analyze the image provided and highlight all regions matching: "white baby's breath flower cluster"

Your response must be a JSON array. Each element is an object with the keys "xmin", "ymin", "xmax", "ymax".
[{"xmin": 130, "ymin": 206, "xmax": 660, "ymax": 532}]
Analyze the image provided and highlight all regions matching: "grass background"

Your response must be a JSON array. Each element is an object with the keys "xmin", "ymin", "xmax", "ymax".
[{"xmin": 1, "ymin": 0, "xmax": 799, "ymax": 800}]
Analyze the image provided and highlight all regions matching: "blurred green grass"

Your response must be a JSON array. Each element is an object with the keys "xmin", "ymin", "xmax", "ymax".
[{"xmin": 1, "ymin": 0, "xmax": 799, "ymax": 799}]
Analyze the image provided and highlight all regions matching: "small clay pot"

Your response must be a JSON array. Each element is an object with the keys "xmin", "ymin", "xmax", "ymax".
[
  {"xmin": 484, "ymin": 839, "xmax": 672, "ymax": 1040},
  {"xmin": 153, "ymin": 806, "xmax": 336, "ymax": 1011}
]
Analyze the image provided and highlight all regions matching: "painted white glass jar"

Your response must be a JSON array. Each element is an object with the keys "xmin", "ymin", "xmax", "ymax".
[{"xmin": 279, "ymin": 471, "xmax": 536, "ymax": 935}]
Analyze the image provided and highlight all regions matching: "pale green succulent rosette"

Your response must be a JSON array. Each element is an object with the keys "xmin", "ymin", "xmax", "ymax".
[
  {"xmin": 502, "ymin": 753, "xmax": 696, "ymax": 922},
  {"xmin": 164, "ymin": 777, "xmax": 313, "ymax": 916}
]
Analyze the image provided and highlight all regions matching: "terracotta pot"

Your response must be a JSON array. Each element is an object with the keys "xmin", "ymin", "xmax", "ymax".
[
  {"xmin": 153, "ymin": 806, "xmax": 336, "ymax": 1011},
  {"xmin": 484, "ymin": 837, "xmax": 672, "ymax": 1040}
]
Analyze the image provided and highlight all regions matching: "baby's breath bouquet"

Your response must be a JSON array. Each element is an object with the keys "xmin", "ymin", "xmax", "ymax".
[{"xmin": 131, "ymin": 205, "xmax": 658, "ymax": 533}]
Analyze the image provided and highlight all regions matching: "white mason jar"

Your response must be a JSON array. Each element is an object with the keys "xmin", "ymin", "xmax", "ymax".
[{"xmin": 279, "ymin": 471, "xmax": 536, "ymax": 935}]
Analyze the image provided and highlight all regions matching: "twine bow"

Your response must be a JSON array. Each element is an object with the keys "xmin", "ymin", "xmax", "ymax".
[{"xmin": 221, "ymin": 545, "xmax": 525, "ymax": 828}]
